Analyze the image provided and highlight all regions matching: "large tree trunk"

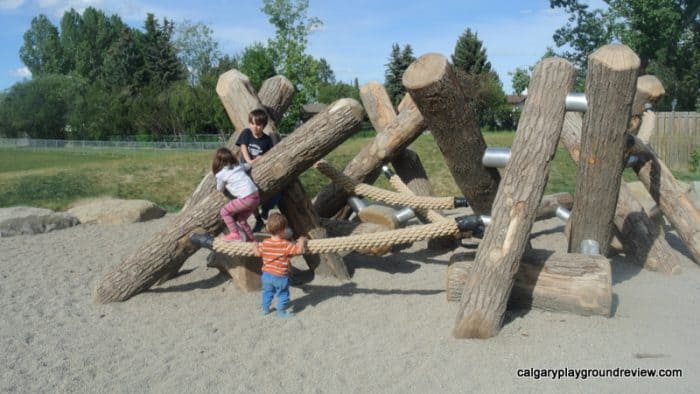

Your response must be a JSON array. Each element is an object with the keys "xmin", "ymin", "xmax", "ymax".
[
  {"xmin": 454, "ymin": 57, "xmax": 577, "ymax": 339},
  {"xmin": 313, "ymin": 92, "xmax": 426, "ymax": 218},
  {"xmin": 403, "ymin": 53, "xmax": 500, "ymax": 215},
  {"xmin": 568, "ymin": 44, "xmax": 640, "ymax": 255},
  {"xmin": 447, "ymin": 249, "xmax": 612, "ymax": 317},
  {"xmin": 562, "ymin": 113, "xmax": 681, "ymax": 274},
  {"xmin": 94, "ymin": 98, "xmax": 363, "ymax": 303},
  {"xmin": 391, "ymin": 148, "xmax": 433, "ymax": 199}
]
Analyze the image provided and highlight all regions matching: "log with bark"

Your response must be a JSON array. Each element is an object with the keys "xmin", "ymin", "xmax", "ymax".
[
  {"xmin": 94, "ymin": 97, "xmax": 363, "ymax": 303},
  {"xmin": 568, "ymin": 44, "xmax": 640, "ymax": 255},
  {"xmin": 313, "ymin": 91, "xmax": 426, "ymax": 218},
  {"xmin": 447, "ymin": 249, "xmax": 612, "ymax": 317},
  {"xmin": 454, "ymin": 57, "xmax": 577, "ymax": 339},
  {"xmin": 562, "ymin": 112, "xmax": 681, "ymax": 274},
  {"xmin": 403, "ymin": 53, "xmax": 500, "ymax": 215}
]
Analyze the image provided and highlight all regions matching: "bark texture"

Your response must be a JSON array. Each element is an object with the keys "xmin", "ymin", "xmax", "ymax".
[
  {"xmin": 454, "ymin": 57, "xmax": 577, "ymax": 339},
  {"xmin": 447, "ymin": 249, "xmax": 612, "ymax": 317},
  {"xmin": 568, "ymin": 44, "xmax": 640, "ymax": 255},
  {"xmin": 403, "ymin": 53, "xmax": 500, "ymax": 215}
]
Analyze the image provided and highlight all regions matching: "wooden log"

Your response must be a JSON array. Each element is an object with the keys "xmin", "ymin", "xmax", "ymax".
[
  {"xmin": 313, "ymin": 91, "xmax": 426, "ymax": 218},
  {"xmin": 279, "ymin": 180, "xmax": 350, "ymax": 279},
  {"xmin": 454, "ymin": 57, "xmax": 577, "ymax": 339},
  {"xmin": 562, "ymin": 112, "xmax": 681, "ymax": 273},
  {"xmin": 535, "ymin": 193, "xmax": 574, "ymax": 220},
  {"xmin": 206, "ymin": 233, "xmax": 267, "ymax": 292},
  {"xmin": 628, "ymin": 135, "xmax": 700, "ymax": 264},
  {"xmin": 446, "ymin": 250, "xmax": 612, "ymax": 316},
  {"xmin": 358, "ymin": 82, "xmax": 434, "ymax": 222},
  {"xmin": 569, "ymin": 44, "xmax": 640, "ymax": 256},
  {"xmin": 629, "ymin": 75, "xmax": 665, "ymax": 133},
  {"xmin": 636, "ymin": 111, "xmax": 657, "ymax": 144},
  {"xmin": 183, "ymin": 74, "xmax": 294, "ymax": 212},
  {"xmin": 94, "ymin": 98, "xmax": 363, "ymax": 303},
  {"xmin": 403, "ymin": 53, "xmax": 500, "ymax": 215},
  {"xmin": 320, "ymin": 218, "xmax": 386, "ymax": 237}
]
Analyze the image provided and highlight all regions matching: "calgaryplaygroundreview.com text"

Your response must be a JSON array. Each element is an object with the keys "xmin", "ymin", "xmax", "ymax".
[{"xmin": 517, "ymin": 367, "xmax": 683, "ymax": 380}]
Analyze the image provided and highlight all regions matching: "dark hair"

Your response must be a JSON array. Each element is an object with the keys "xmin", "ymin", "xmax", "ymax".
[
  {"xmin": 265, "ymin": 212, "xmax": 287, "ymax": 234},
  {"xmin": 248, "ymin": 108, "xmax": 268, "ymax": 127},
  {"xmin": 212, "ymin": 147, "xmax": 237, "ymax": 175}
]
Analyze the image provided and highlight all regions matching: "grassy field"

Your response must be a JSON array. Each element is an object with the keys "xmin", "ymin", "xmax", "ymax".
[{"xmin": 1, "ymin": 132, "xmax": 698, "ymax": 212}]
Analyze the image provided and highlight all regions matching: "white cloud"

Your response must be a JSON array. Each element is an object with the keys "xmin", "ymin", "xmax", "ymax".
[
  {"xmin": 10, "ymin": 66, "xmax": 31, "ymax": 78},
  {"xmin": 0, "ymin": 0, "xmax": 26, "ymax": 9}
]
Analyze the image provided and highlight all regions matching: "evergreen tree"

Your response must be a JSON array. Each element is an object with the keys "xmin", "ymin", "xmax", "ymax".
[
  {"xmin": 384, "ymin": 43, "xmax": 413, "ymax": 106},
  {"xmin": 452, "ymin": 28, "xmax": 492, "ymax": 74},
  {"xmin": 141, "ymin": 14, "xmax": 185, "ymax": 89}
]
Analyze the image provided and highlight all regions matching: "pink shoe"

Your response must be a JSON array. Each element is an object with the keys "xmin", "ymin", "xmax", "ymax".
[{"xmin": 222, "ymin": 232, "xmax": 241, "ymax": 241}]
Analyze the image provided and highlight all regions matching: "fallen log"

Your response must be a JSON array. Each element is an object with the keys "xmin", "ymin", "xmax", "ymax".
[
  {"xmin": 454, "ymin": 57, "xmax": 577, "ymax": 339},
  {"xmin": 447, "ymin": 249, "xmax": 612, "ymax": 316},
  {"xmin": 568, "ymin": 44, "xmax": 640, "ymax": 255},
  {"xmin": 403, "ymin": 53, "xmax": 500, "ymax": 215},
  {"xmin": 94, "ymin": 97, "xmax": 363, "ymax": 303},
  {"xmin": 562, "ymin": 112, "xmax": 681, "ymax": 274}
]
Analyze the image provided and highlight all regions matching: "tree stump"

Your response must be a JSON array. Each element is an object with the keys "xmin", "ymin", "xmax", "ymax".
[
  {"xmin": 447, "ymin": 249, "xmax": 612, "ymax": 316},
  {"xmin": 403, "ymin": 53, "xmax": 500, "ymax": 215},
  {"xmin": 454, "ymin": 57, "xmax": 577, "ymax": 339},
  {"xmin": 568, "ymin": 44, "xmax": 640, "ymax": 255}
]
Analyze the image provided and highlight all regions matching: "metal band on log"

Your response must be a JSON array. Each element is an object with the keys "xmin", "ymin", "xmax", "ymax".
[
  {"xmin": 568, "ymin": 44, "xmax": 641, "ymax": 255},
  {"xmin": 403, "ymin": 53, "xmax": 500, "ymax": 215},
  {"xmin": 454, "ymin": 57, "xmax": 577, "ymax": 339},
  {"xmin": 313, "ymin": 90, "xmax": 426, "ymax": 218},
  {"xmin": 94, "ymin": 95, "xmax": 363, "ymax": 303},
  {"xmin": 447, "ymin": 250, "xmax": 612, "ymax": 317}
]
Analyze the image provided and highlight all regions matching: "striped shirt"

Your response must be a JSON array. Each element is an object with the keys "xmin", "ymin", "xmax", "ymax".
[{"xmin": 257, "ymin": 237, "xmax": 304, "ymax": 277}]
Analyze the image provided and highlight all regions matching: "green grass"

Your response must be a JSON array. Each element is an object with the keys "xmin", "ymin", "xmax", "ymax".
[{"xmin": 1, "ymin": 132, "xmax": 698, "ymax": 212}]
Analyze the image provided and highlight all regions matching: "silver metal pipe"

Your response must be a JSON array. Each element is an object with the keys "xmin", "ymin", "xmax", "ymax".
[
  {"xmin": 394, "ymin": 207, "xmax": 416, "ymax": 224},
  {"xmin": 555, "ymin": 206, "xmax": 571, "ymax": 222},
  {"xmin": 482, "ymin": 147, "xmax": 511, "ymax": 168},
  {"xmin": 381, "ymin": 165, "xmax": 394, "ymax": 178},
  {"xmin": 479, "ymin": 215, "xmax": 491, "ymax": 227},
  {"xmin": 347, "ymin": 196, "xmax": 369, "ymax": 213},
  {"xmin": 626, "ymin": 154, "xmax": 640, "ymax": 168},
  {"xmin": 566, "ymin": 93, "xmax": 587, "ymax": 112},
  {"xmin": 580, "ymin": 239, "xmax": 601, "ymax": 256}
]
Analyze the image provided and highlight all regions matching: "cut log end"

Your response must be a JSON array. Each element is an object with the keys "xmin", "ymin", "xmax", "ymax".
[
  {"xmin": 637, "ymin": 75, "xmax": 665, "ymax": 102},
  {"xmin": 402, "ymin": 53, "xmax": 449, "ymax": 89},
  {"xmin": 589, "ymin": 44, "xmax": 641, "ymax": 71}
]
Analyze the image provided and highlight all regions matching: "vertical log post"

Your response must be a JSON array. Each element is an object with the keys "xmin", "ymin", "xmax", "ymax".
[
  {"xmin": 453, "ymin": 58, "xmax": 577, "ymax": 339},
  {"xmin": 403, "ymin": 53, "xmax": 500, "ymax": 215},
  {"xmin": 561, "ymin": 113, "xmax": 681, "ymax": 274},
  {"xmin": 568, "ymin": 44, "xmax": 640, "ymax": 255}
]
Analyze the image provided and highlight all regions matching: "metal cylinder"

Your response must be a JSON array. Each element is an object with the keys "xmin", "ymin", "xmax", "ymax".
[
  {"xmin": 394, "ymin": 207, "xmax": 416, "ymax": 224},
  {"xmin": 347, "ymin": 196, "xmax": 368, "ymax": 213},
  {"xmin": 479, "ymin": 215, "xmax": 491, "ymax": 227},
  {"xmin": 482, "ymin": 147, "xmax": 511, "ymax": 168},
  {"xmin": 626, "ymin": 154, "xmax": 640, "ymax": 168},
  {"xmin": 580, "ymin": 239, "xmax": 600, "ymax": 256},
  {"xmin": 565, "ymin": 93, "xmax": 587, "ymax": 112},
  {"xmin": 381, "ymin": 165, "xmax": 394, "ymax": 178},
  {"xmin": 555, "ymin": 206, "xmax": 571, "ymax": 222}
]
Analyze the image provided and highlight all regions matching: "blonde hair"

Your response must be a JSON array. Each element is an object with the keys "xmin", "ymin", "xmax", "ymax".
[{"xmin": 265, "ymin": 212, "xmax": 287, "ymax": 234}]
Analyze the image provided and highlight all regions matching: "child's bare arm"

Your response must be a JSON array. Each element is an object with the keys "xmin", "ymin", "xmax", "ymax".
[
  {"xmin": 296, "ymin": 236, "xmax": 308, "ymax": 254},
  {"xmin": 252, "ymin": 242, "xmax": 261, "ymax": 257},
  {"xmin": 240, "ymin": 144, "xmax": 254, "ymax": 164}
]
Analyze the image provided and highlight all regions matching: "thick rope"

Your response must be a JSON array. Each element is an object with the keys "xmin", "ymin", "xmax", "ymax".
[
  {"xmin": 212, "ymin": 218, "xmax": 461, "ymax": 257},
  {"xmin": 386, "ymin": 173, "xmax": 445, "ymax": 223},
  {"xmin": 314, "ymin": 160, "xmax": 456, "ymax": 210}
]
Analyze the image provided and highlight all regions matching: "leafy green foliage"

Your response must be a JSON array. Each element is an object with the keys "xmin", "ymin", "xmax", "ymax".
[
  {"xmin": 239, "ymin": 43, "xmax": 277, "ymax": 91},
  {"xmin": 509, "ymin": 67, "xmax": 531, "ymax": 95},
  {"xmin": 174, "ymin": 20, "xmax": 220, "ymax": 85},
  {"xmin": 19, "ymin": 15, "xmax": 63, "ymax": 75}
]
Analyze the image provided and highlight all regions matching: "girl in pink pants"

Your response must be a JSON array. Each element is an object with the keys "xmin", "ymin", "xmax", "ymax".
[{"xmin": 212, "ymin": 147, "xmax": 260, "ymax": 242}]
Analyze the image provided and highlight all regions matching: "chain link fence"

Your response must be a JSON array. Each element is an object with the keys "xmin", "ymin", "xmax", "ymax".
[{"xmin": 0, "ymin": 137, "xmax": 224, "ymax": 152}]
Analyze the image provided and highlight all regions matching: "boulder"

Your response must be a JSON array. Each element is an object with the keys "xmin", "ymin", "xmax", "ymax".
[
  {"xmin": 67, "ymin": 198, "xmax": 166, "ymax": 225},
  {"xmin": 0, "ymin": 206, "xmax": 79, "ymax": 237}
]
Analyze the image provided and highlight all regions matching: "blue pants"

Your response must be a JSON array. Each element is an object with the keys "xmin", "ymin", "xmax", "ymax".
[
  {"xmin": 260, "ymin": 193, "xmax": 283, "ymax": 219},
  {"xmin": 261, "ymin": 272, "xmax": 290, "ymax": 314}
]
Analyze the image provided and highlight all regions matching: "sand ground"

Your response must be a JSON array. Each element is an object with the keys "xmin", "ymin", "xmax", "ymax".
[{"xmin": 1, "ymin": 213, "xmax": 698, "ymax": 393}]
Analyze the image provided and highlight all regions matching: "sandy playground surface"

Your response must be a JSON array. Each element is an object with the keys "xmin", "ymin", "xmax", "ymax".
[{"xmin": 1, "ymin": 211, "xmax": 699, "ymax": 393}]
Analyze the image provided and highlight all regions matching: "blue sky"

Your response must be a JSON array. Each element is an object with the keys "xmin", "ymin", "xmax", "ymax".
[{"xmin": 0, "ymin": 0, "xmax": 607, "ymax": 94}]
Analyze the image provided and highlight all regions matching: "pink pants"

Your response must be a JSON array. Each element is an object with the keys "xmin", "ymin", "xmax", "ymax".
[{"xmin": 220, "ymin": 192, "xmax": 260, "ymax": 241}]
